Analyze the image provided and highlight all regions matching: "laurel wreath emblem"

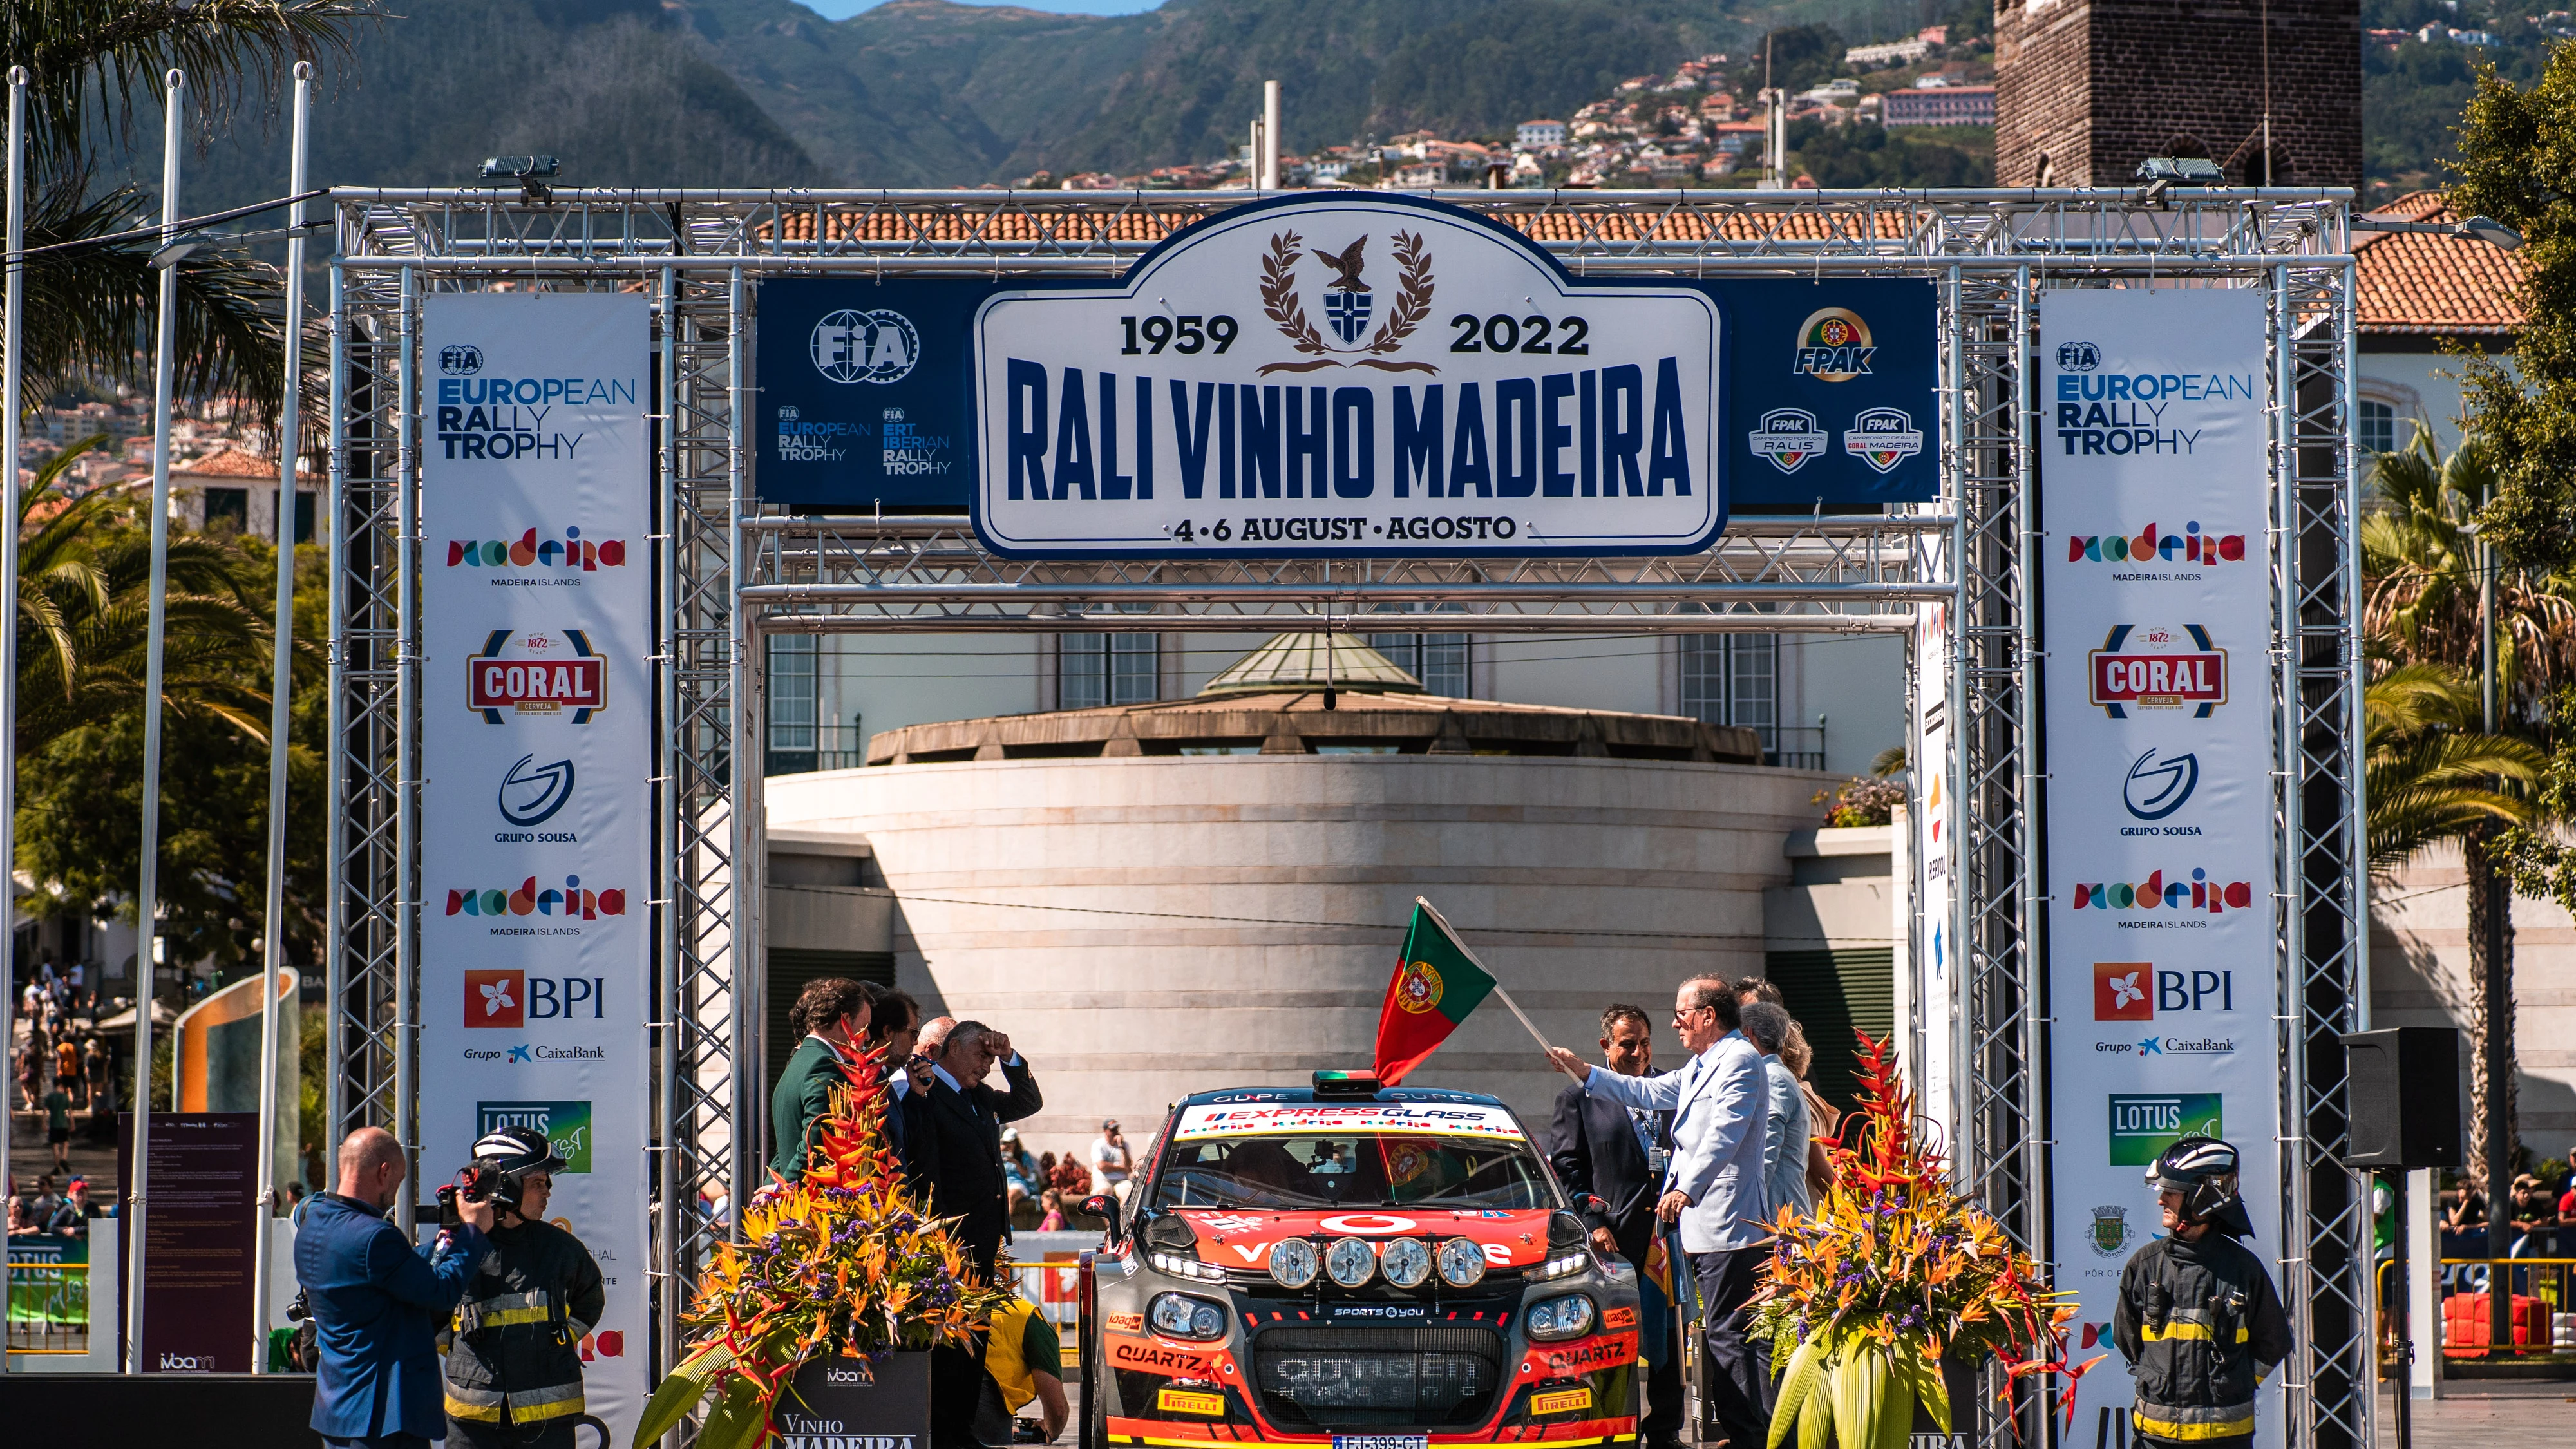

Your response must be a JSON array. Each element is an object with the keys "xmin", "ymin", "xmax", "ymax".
[{"xmin": 1258, "ymin": 228, "xmax": 1439, "ymax": 375}]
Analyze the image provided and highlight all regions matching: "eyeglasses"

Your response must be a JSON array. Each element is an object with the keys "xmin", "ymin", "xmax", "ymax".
[{"xmin": 1672, "ymin": 1005, "xmax": 1711, "ymax": 1021}]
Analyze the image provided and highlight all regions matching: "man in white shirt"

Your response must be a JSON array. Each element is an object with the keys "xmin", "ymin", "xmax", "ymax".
[
  {"xmin": 1091, "ymin": 1120, "xmax": 1134, "ymax": 1203},
  {"xmin": 1547, "ymin": 976, "xmax": 1770, "ymax": 1449}
]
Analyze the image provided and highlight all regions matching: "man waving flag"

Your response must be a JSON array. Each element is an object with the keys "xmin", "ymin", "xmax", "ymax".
[{"xmin": 1373, "ymin": 898, "xmax": 1552, "ymax": 1084}]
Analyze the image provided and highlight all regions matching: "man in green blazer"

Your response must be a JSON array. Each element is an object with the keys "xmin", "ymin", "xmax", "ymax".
[{"xmin": 769, "ymin": 978, "xmax": 878, "ymax": 1182}]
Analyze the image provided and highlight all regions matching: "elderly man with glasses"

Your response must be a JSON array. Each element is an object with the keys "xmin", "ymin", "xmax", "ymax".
[{"xmin": 1547, "ymin": 976, "xmax": 1769, "ymax": 1449}]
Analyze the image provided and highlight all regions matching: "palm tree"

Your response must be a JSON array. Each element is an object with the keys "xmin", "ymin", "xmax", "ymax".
[
  {"xmin": 2362, "ymin": 423, "xmax": 2576, "ymax": 1195},
  {"xmin": 3, "ymin": 1, "xmax": 374, "ymax": 404}
]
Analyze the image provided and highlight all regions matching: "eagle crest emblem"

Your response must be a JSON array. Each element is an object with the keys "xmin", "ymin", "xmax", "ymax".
[{"xmin": 1259, "ymin": 229, "xmax": 1440, "ymax": 375}]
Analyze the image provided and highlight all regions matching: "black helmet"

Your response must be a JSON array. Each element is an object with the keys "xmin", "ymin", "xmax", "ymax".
[
  {"xmin": 2146, "ymin": 1135, "xmax": 2253, "ymax": 1236},
  {"xmin": 471, "ymin": 1126, "xmax": 566, "ymax": 1210}
]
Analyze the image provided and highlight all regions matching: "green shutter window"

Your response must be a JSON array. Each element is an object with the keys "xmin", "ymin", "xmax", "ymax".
[{"xmin": 1761, "ymin": 947, "xmax": 1897, "ymax": 1121}]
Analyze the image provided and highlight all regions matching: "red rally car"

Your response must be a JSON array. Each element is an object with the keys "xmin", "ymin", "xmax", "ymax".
[{"xmin": 1075, "ymin": 1073, "xmax": 1644, "ymax": 1449}]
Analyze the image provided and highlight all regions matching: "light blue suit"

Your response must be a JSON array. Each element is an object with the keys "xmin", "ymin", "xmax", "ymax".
[
  {"xmin": 1760, "ymin": 1054, "xmax": 1813, "ymax": 1219},
  {"xmin": 1580, "ymin": 1030, "xmax": 1769, "ymax": 1252}
]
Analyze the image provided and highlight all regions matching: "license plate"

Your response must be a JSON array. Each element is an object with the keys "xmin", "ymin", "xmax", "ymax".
[{"xmin": 1333, "ymin": 1438, "xmax": 1429, "ymax": 1449}]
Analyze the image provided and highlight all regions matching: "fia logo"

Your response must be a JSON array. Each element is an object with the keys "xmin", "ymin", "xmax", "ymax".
[
  {"xmin": 811, "ymin": 309, "xmax": 920, "ymax": 385},
  {"xmin": 2057, "ymin": 340, "xmax": 2101, "ymax": 372},
  {"xmin": 439, "ymin": 344, "xmax": 484, "ymax": 375}
]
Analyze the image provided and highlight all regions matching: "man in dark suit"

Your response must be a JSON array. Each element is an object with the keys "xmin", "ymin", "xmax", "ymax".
[
  {"xmin": 1551, "ymin": 1003, "xmax": 1683, "ymax": 1449},
  {"xmin": 909, "ymin": 1019, "xmax": 1042, "ymax": 1449}
]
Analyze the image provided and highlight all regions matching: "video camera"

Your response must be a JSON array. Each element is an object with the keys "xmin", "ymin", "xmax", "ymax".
[{"xmin": 434, "ymin": 1161, "xmax": 524, "ymax": 1227}]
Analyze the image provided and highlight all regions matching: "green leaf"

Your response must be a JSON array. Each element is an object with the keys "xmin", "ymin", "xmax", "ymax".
[
  {"xmin": 1770, "ymin": 1340, "xmax": 1829, "ymax": 1449},
  {"xmin": 1911, "ymin": 1352, "xmax": 1952, "ymax": 1435},
  {"xmin": 1800, "ymin": 1359, "xmax": 1837, "ymax": 1449},
  {"xmin": 696, "ymin": 1373, "xmax": 773, "ymax": 1449},
  {"xmin": 630, "ymin": 1343, "xmax": 737, "ymax": 1449},
  {"xmin": 1832, "ymin": 1343, "xmax": 1882, "ymax": 1449}
]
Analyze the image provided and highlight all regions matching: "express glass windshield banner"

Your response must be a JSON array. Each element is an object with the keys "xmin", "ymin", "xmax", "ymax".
[
  {"xmin": 2037, "ymin": 288, "xmax": 2283, "ymax": 1449},
  {"xmin": 420, "ymin": 292, "xmax": 652, "ymax": 1442}
]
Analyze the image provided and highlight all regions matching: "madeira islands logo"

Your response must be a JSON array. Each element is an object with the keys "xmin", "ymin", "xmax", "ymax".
[
  {"xmin": 1792, "ymin": 308, "xmax": 1875, "ymax": 381},
  {"xmin": 1260, "ymin": 229, "xmax": 1439, "ymax": 375},
  {"xmin": 1394, "ymin": 959, "xmax": 1445, "ymax": 1014}
]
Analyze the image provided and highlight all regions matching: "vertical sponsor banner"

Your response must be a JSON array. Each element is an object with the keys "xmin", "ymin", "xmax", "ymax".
[
  {"xmin": 2039, "ymin": 289, "xmax": 2282, "ymax": 1449},
  {"xmin": 1912, "ymin": 601, "xmax": 1956, "ymax": 1156},
  {"xmin": 421, "ymin": 292, "xmax": 652, "ymax": 1440}
]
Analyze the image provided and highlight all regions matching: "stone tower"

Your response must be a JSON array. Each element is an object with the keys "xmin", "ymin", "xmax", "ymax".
[{"xmin": 1994, "ymin": 0, "xmax": 2361, "ymax": 188}]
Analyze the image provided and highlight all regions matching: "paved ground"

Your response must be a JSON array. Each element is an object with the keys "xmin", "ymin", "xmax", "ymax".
[{"xmin": 2381, "ymin": 1379, "xmax": 2575, "ymax": 1448}]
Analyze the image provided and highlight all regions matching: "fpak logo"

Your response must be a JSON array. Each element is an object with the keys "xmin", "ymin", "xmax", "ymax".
[
  {"xmin": 446, "ymin": 875, "xmax": 627, "ymax": 920},
  {"xmin": 2093, "ymin": 962, "xmax": 2238, "ymax": 1019},
  {"xmin": 1792, "ymin": 308, "xmax": 1875, "ymax": 381},
  {"xmin": 477, "ymin": 1099, "xmax": 593, "ymax": 1173},
  {"xmin": 469, "ymin": 629, "xmax": 605, "ymax": 723},
  {"xmin": 446, "ymin": 526, "xmax": 628, "ymax": 572},
  {"xmin": 1842, "ymin": 406, "xmax": 1923, "ymax": 474},
  {"xmin": 812, "ymin": 308, "xmax": 920, "ymax": 384},
  {"xmin": 2122, "ymin": 748, "xmax": 2199, "ymax": 822},
  {"xmin": 2108, "ymin": 1092, "xmax": 2223, "ymax": 1165},
  {"xmin": 1750, "ymin": 407, "xmax": 1829, "ymax": 473},
  {"xmin": 2089, "ymin": 624, "xmax": 2225, "ymax": 718},
  {"xmin": 2070, "ymin": 866, "xmax": 2255, "ymax": 914},
  {"xmin": 2067, "ymin": 521, "xmax": 2245, "ymax": 568},
  {"xmin": 462, "ymin": 969, "xmax": 609, "ymax": 1027}
]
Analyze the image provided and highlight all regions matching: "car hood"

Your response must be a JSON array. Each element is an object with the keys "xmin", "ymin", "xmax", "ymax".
[{"xmin": 1172, "ymin": 1207, "xmax": 1557, "ymax": 1270}]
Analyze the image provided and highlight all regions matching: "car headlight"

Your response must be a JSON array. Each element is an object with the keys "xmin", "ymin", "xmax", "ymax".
[
  {"xmin": 1525, "ymin": 1293, "xmax": 1597, "ymax": 1341},
  {"xmin": 1149, "ymin": 1251, "xmax": 1228, "ymax": 1283},
  {"xmin": 1269, "ymin": 1236, "xmax": 1320, "ymax": 1289},
  {"xmin": 1529, "ymin": 1249, "xmax": 1591, "ymax": 1282},
  {"xmin": 1437, "ymin": 1236, "xmax": 1488, "ymax": 1287},
  {"xmin": 1379, "ymin": 1236, "xmax": 1433, "ymax": 1289},
  {"xmin": 1150, "ymin": 1292, "xmax": 1228, "ymax": 1341},
  {"xmin": 1325, "ymin": 1236, "xmax": 1378, "ymax": 1288}
]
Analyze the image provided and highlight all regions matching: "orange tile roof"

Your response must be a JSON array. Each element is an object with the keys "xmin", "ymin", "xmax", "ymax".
[
  {"xmin": 2355, "ymin": 191, "xmax": 2527, "ymax": 337},
  {"xmin": 757, "ymin": 200, "xmax": 1924, "ymax": 249}
]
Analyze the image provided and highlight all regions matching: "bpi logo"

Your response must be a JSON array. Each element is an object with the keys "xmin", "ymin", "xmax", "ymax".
[
  {"xmin": 811, "ymin": 308, "xmax": 920, "ymax": 384},
  {"xmin": 1841, "ymin": 406, "xmax": 1923, "ymax": 474},
  {"xmin": 469, "ymin": 629, "xmax": 605, "ymax": 723},
  {"xmin": 1750, "ymin": 408, "xmax": 1829, "ymax": 473},
  {"xmin": 2056, "ymin": 340, "xmax": 2101, "ymax": 372},
  {"xmin": 462, "ymin": 969, "xmax": 609, "ymax": 1028},
  {"xmin": 439, "ymin": 344, "xmax": 485, "ymax": 375},
  {"xmin": 2088, "ymin": 623, "xmax": 2225, "ymax": 718},
  {"xmin": 2094, "ymin": 962, "xmax": 2237, "ymax": 1021},
  {"xmin": 1791, "ymin": 308, "xmax": 1875, "ymax": 381}
]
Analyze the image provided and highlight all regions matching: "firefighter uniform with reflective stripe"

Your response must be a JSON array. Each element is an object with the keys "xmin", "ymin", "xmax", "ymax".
[
  {"xmin": 2112, "ymin": 1230, "xmax": 2292, "ymax": 1446},
  {"xmin": 441, "ymin": 1215, "xmax": 607, "ymax": 1445}
]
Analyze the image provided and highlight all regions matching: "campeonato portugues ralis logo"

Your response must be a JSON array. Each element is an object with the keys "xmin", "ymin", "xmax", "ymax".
[
  {"xmin": 1751, "ymin": 407, "xmax": 1828, "ymax": 473},
  {"xmin": 469, "ymin": 629, "xmax": 604, "ymax": 723},
  {"xmin": 812, "ymin": 308, "xmax": 920, "ymax": 384}
]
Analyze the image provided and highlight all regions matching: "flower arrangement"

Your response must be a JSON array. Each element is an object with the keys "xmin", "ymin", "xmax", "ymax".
[
  {"xmin": 1752, "ymin": 1032, "xmax": 2097, "ymax": 1449},
  {"xmin": 634, "ymin": 1057, "xmax": 1014, "ymax": 1449}
]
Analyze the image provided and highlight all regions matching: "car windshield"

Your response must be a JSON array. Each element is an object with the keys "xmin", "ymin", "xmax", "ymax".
[{"xmin": 1150, "ymin": 1100, "xmax": 1558, "ymax": 1211}]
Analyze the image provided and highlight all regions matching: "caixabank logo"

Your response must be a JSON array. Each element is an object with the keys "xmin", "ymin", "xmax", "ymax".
[
  {"xmin": 469, "ymin": 629, "xmax": 604, "ymax": 723},
  {"xmin": 2088, "ymin": 623, "xmax": 2225, "ymax": 718},
  {"xmin": 446, "ymin": 526, "xmax": 629, "ymax": 573}
]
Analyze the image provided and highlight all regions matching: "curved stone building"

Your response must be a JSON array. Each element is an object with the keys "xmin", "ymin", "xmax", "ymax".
[{"xmin": 764, "ymin": 636, "xmax": 1850, "ymax": 1163}]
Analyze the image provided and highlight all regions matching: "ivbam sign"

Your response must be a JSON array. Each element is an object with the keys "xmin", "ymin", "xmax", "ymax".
[{"xmin": 972, "ymin": 193, "xmax": 1724, "ymax": 557}]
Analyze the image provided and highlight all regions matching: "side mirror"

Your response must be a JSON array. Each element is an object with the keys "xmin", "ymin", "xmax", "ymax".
[{"xmin": 1081, "ymin": 1194, "xmax": 1121, "ymax": 1242}]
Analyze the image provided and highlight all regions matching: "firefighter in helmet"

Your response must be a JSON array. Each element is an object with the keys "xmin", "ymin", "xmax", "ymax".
[
  {"xmin": 2112, "ymin": 1137, "xmax": 2293, "ymax": 1448},
  {"xmin": 441, "ymin": 1126, "xmax": 608, "ymax": 1447}
]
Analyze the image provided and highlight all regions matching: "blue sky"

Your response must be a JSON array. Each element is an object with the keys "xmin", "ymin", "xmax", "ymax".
[{"xmin": 804, "ymin": 0, "xmax": 1165, "ymax": 16}]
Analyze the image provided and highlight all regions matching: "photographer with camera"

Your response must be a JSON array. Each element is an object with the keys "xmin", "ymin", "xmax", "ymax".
[{"xmin": 440, "ymin": 1127, "xmax": 608, "ymax": 1448}]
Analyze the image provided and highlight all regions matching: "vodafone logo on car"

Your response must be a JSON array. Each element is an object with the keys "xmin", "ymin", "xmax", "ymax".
[{"xmin": 1314, "ymin": 1213, "xmax": 1416, "ymax": 1235}]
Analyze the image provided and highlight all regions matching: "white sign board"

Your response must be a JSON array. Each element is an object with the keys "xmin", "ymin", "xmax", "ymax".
[
  {"xmin": 972, "ymin": 193, "xmax": 1723, "ymax": 556},
  {"xmin": 420, "ymin": 292, "xmax": 654, "ymax": 1442},
  {"xmin": 1172, "ymin": 1101, "xmax": 1527, "ymax": 1141},
  {"xmin": 2038, "ymin": 288, "xmax": 2282, "ymax": 1449}
]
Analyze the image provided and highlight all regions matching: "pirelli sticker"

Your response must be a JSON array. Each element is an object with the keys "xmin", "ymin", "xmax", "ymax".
[
  {"xmin": 1531, "ymin": 1388, "xmax": 1594, "ymax": 1416},
  {"xmin": 1157, "ymin": 1388, "xmax": 1228, "ymax": 1417}
]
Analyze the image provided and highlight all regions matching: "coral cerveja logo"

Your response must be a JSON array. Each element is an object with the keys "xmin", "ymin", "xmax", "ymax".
[
  {"xmin": 469, "ymin": 629, "xmax": 604, "ymax": 723},
  {"xmin": 2067, "ymin": 521, "xmax": 2245, "ymax": 567},
  {"xmin": 446, "ymin": 875, "xmax": 627, "ymax": 920},
  {"xmin": 446, "ymin": 526, "xmax": 628, "ymax": 571},
  {"xmin": 1792, "ymin": 308, "xmax": 1875, "ymax": 381},
  {"xmin": 2088, "ymin": 623, "xmax": 2225, "ymax": 718},
  {"xmin": 2072, "ymin": 867, "xmax": 2255, "ymax": 914}
]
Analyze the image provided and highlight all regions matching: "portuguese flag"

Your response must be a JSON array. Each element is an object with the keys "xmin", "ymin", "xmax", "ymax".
[{"xmin": 1374, "ymin": 900, "xmax": 1499, "ymax": 1085}]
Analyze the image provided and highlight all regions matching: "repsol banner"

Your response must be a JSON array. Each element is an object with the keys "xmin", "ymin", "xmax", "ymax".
[
  {"xmin": 750, "ymin": 195, "xmax": 1935, "ymax": 544},
  {"xmin": 420, "ymin": 293, "xmax": 652, "ymax": 1443},
  {"xmin": 2036, "ymin": 288, "xmax": 2284, "ymax": 1449}
]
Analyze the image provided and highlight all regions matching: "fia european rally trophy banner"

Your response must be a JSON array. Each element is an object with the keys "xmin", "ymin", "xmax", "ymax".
[
  {"xmin": 971, "ymin": 193, "xmax": 1724, "ymax": 557},
  {"xmin": 421, "ymin": 292, "xmax": 652, "ymax": 1439},
  {"xmin": 2038, "ymin": 289, "xmax": 2282, "ymax": 1449}
]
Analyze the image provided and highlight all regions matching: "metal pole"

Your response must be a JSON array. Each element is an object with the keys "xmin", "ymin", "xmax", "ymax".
[
  {"xmin": 654, "ymin": 261, "xmax": 681, "ymax": 1384},
  {"xmin": 126, "ymin": 65, "xmax": 187, "ymax": 1376},
  {"xmin": 393, "ymin": 262, "xmax": 419, "ymax": 1233},
  {"xmin": 323, "ymin": 261, "xmax": 348, "ymax": 1145},
  {"xmin": 725, "ymin": 266, "xmax": 765, "ymax": 1228},
  {"xmin": 249, "ymin": 59, "xmax": 312, "ymax": 1372},
  {"xmin": 1262, "ymin": 79, "xmax": 1281, "ymax": 192},
  {"xmin": 0, "ymin": 63, "xmax": 24, "ymax": 1353},
  {"xmin": 2011, "ymin": 263, "xmax": 2051, "ymax": 1449},
  {"xmin": 2271, "ymin": 266, "xmax": 2316, "ymax": 1443}
]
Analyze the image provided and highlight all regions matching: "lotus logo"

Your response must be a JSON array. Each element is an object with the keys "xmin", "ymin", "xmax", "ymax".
[
  {"xmin": 2122, "ymin": 748, "xmax": 2198, "ymax": 820},
  {"xmin": 499, "ymin": 754, "xmax": 576, "ymax": 827}
]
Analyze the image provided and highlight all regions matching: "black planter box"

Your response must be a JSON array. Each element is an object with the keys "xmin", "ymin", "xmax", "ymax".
[{"xmin": 773, "ymin": 1349, "xmax": 934, "ymax": 1449}]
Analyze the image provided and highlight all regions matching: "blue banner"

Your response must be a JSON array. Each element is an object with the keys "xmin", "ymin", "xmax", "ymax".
[{"xmin": 755, "ymin": 273, "xmax": 1935, "ymax": 514}]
